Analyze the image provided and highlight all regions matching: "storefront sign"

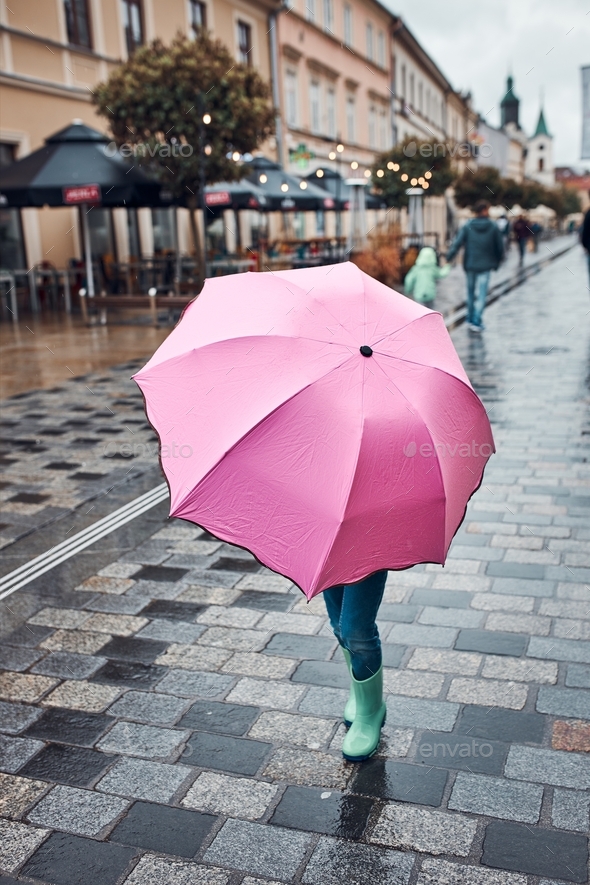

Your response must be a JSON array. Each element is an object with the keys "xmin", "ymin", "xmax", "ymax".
[
  {"xmin": 63, "ymin": 184, "xmax": 101, "ymax": 204},
  {"xmin": 323, "ymin": 198, "xmax": 335, "ymax": 209},
  {"xmin": 205, "ymin": 191, "xmax": 231, "ymax": 206}
]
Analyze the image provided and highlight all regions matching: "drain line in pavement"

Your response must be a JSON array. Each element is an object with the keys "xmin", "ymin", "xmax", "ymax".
[{"xmin": 0, "ymin": 483, "xmax": 169, "ymax": 601}]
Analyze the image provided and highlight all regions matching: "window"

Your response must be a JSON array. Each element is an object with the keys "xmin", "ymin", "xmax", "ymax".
[
  {"xmin": 346, "ymin": 95, "xmax": 355, "ymax": 142},
  {"xmin": 343, "ymin": 4, "xmax": 352, "ymax": 46},
  {"xmin": 326, "ymin": 86, "xmax": 336, "ymax": 138},
  {"xmin": 237, "ymin": 20, "xmax": 252, "ymax": 65},
  {"xmin": 64, "ymin": 0, "xmax": 91, "ymax": 48},
  {"xmin": 306, "ymin": 0, "xmax": 316, "ymax": 23},
  {"xmin": 401, "ymin": 64, "xmax": 406, "ymax": 99},
  {"xmin": 368, "ymin": 105, "xmax": 377, "ymax": 148},
  {"xmin": 323, "ymin": 0, "xmax": 333, "ymax": 33},
  {"xmin": 377, "ymin": 31, "xmax": 385, "ymax": 67},
  {"xmin": 379, "ymin": 107, "xmax": 387, "ymax": 148},
  {"xmin": 285, "ymin": 69, "xmax": 298, "ymax": 127},
  {"xmin": 409, "ymin": 72, "xmax": 415, "ymax": 106},
  {"xmin": 310, "ymin": 80, "xmax": 321, "ymax": 133},
  {"xmin": 0, "ymin": 143, "xmax": 26, "ymax": 270},
  {"xmin": 418, "ymin": 82, "xmax": 423, "ymax": 113},
  {"xmin": 366, "ymin": 22, "xmax": 374, "ymax": 61},
  {"xmin": 538, "ymin": 157, "xmax": 544, "ymax": 171},
  {"xmin": 121, "ymin": 0, "xmax": 143, "ymax": 55},
  {"xmin": 189, "ymin": 0, "xmax": 207, "ymax": 32},
  {"xmin": 426, "ymin": 89, "xmax": 430, "ymax": 120}
]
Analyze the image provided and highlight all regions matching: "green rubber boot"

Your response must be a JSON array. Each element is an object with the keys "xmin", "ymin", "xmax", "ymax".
[
  {"xmin": 341, "ymin": 647, "xmax": 355, "ymax": 726},
  {"xmin": 341, "ymin": 665, "xmax": 386, "ymax": 762}
]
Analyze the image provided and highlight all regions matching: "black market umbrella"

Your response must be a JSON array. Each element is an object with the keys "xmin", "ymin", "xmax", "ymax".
[
  {"xmin": 244, "ymin": 156, "xmax": 336, "ymax": 212},
  {"xmin": 204, "ymin": 179, "xmax": 268, "ymax": 214},
  {"xmin": 0, "ymin": 120, "xmax": 175, "ymax": 295},
  {"xmin": 305, "ymin": 167, "xmax": 386, "ymax": 211}
]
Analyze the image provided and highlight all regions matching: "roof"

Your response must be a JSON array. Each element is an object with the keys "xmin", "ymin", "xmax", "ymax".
[
  {"xmin": 392, "ymin": 18, "xmax": 455, "ymax": 94},
  {"xmin": 534, "ymin": 107, "xmax": 550, "ymax": 138},
  {"xmin": 501, "ymin": 76, "xmax": 519, "ymax": 106}
]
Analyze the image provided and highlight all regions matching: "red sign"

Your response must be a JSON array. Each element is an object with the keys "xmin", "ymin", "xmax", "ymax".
[
  {"xmin": 63, "ymin": 184, "xmax": 101, "ymax": 204},
  {"xmin": 323, "ymin": 198, "xmax": 335, "ymax": 209},
  {"xmin": 205, "ymin": 191, "xmax": 231, "ymax": 207}
]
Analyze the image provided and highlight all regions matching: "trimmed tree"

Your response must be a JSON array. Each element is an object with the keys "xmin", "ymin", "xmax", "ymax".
[
  {"xmin": 93, "ymin": 32, "xmax": 275, "ymax": 278},
  {"xmin": 452, "ymin": 167, "xmax": 504, "ymax": 208},
  {"xmin": 370, "ymin": 138, "xmax": 454, "ymax": 208}
]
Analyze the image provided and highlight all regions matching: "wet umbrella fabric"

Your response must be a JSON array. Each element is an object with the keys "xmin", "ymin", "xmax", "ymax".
[{"xmin": 134, "ymin": 262, "xmax": 494, "ymax": 600}]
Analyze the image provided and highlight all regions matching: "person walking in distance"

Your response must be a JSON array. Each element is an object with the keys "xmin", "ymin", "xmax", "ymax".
[
  {"xmin": 446, "ymin": 200, "xmax": 504, "ymax": 333},
  {"xmin": 581, "ymin": 204, "xmax": 590, "ymax": 285},
  {"xmin": 513, "ymin": 215, "xmax": 530, "ymax": 265},
  {"xmin": 496, "ymin": 214, "xmax": 511, "ymax": 252}
]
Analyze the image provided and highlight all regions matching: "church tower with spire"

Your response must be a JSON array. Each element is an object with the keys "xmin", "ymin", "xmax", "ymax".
[
  {"xmin": 501, "ymin": 76, "xmax": 520, "ymax": 128},
  {"xmin": 525, "ymin": 103, "xmax": 555, "ymax": 187}
]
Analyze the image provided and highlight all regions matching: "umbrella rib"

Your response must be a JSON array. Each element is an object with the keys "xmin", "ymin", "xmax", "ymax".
[{"xmin": 373, "ymin": 351, "xmax": 480, "ymax": 399}]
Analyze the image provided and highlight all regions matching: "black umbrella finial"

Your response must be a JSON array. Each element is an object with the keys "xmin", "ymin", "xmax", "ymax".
[{"xmin": 360, "ymin": 345, "xmax": 373, "ymax": 357}]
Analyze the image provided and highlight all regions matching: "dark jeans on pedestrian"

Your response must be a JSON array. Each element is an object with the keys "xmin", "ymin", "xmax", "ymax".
[
  {"xmin": 466, "ymin": 270, "xmax": 490, "ymax": 329},
  {"xmin": 517, "ymin": 238, "xmax": 527, "ymax": 263},
  {"xmin": 323, "ymin": 569, "xmax": 387, "ymax": 681}
]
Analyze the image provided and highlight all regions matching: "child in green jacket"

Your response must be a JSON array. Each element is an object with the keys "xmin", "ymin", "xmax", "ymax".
[{"xmin": 404, "ymin": 246, "xmax": 450, "ymax": 306}]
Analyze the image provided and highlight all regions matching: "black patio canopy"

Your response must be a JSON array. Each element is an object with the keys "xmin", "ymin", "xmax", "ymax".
[
  {"xmin": 305, "ymin": 167, "xmax": 386, "ymax": 211},
  {"xmin": 244, "ymin": 156, "xmax": 339, "ymax": 212}
]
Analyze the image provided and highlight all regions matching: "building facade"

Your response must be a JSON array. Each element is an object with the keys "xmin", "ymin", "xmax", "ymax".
[{"xmin": 0, "ymin": 0, "xmax": 280, "ymax": 268}]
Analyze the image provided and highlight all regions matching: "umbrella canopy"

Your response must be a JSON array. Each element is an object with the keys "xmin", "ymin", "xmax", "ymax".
[
  {"xmin": 245, "ymin": 156, "xmax": 336, "ymax": 212},
  {"xmin": 134, "ymin": 262, "xmax": 494, "ymax": 600},
  {"xmin": 204, "ymin": 179, "xmax": 268, "ymax": 213},
  {"xmin": 306, "ymin": 167, "xmax": 386, "ymax": 211},
  {"xmin": 0, "ymin": 121, "xmax": 173, "ymax": 208}
]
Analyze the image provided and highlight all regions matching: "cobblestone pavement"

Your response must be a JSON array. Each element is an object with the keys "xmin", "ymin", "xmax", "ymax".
[{"xmin": 0, "ymin": 245, "xmax": 589, "ymax": 885}]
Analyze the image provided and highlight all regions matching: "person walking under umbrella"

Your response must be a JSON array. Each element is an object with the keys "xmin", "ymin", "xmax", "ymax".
[
  {"xmin": 446, "ymin": 200, "xmax": 504, "ymax": 332},
  {"xmin": 513, "ymin": 215, "xmax": 531, "ymax": 265}
]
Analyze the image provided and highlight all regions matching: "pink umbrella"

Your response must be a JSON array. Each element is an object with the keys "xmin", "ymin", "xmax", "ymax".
[{"xmin": 134, "ymin": 262, "xmax": 494, "ymax": 600}]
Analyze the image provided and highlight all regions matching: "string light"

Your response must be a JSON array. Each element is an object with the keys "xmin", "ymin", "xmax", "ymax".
[
  {"xmin": 401, "ymin": 173, "xmax": 408, "ymax": 181},
  {"xmin": 328, "ymin": 151, "xmax": 336, "ymax": 160},
  {"xmin": 202, "ymin": 114, "xmax": 211, "ymax": 124},
  {"xmin": 425, "ymin": 171, "xmax": 432, "ymax": 179},
  {"xmin": 423, "ymin": 182, "xmax": 429, "ymax": 189},
  {"xmin": 364, "ymin": 169, "xmax": 371, "ymax": 178},
  {"xmin": 232, "ymin": 151, "xmax": 240, "ymax": 162},
  {"xmin": 418, "ymin": 177, "xmax": 425, "ymax": 185},
  {"xmin": 387, "ymin": 161, "xmax": 394, "ymax": 170},
  {"xmin": 300, "ymin": 181, "xmax": 308, "ymax": 189},
  {"xmin": 393, "ymin": 163, "xmax": 400, "ymax": 171},
  {"xmin": 411, "ymin": 177, "xmax": 418, "ymax": 186},
  {"xmin": 351, "ymin": 160, "xmax": 359, "ymax": 170},
  {"xmin": 259, "ymin": 174, "xmax": 267, "ymax": 183},
  {"xmin": 281, "ymin": 183, "xmax": 289, "ymax": 192},
  {"xmin": 376, "ymin": 169, "xmax": 384, "ymax": 178},
  {"xmin": 337, "ymin": 143, "xmax": 344, "ymax": 153},
  {"xmin": 316, "ymin": 169, "xmax": 324, "ymax": 178},
  {"xmin": 204, "ymin": 145, "xmax": 212, "ymax": 155}
]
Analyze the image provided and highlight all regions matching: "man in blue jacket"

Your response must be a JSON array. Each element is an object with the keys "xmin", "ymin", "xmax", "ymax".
[{"xmin": 447, "ymin": 199, "xmax": 504, "ymax": 332}]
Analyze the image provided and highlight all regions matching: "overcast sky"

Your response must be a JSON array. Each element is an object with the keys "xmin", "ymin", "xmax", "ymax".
[{"xmin": 384, "ymin": 0, "xmax": 589, "ymax": 167}]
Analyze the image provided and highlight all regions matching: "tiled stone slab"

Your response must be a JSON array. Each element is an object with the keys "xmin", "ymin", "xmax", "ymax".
[
  {"xmin": 414, "ymin": 732, "xmax": 508, "ymax": 775},
  {"xmin": 263, "ymin": 747, "xmax": 350, "ymax": 788},
  {"xmin": 75, "ymin": 576, "xmax": 136, "ymax": 595},
  {"xmin": 271, "ymin": 785, "xmax": 373, "ymax": 840},
  {"xmin": 96, "ymin": 757, "xmax": 192, "ymax": 803},
  {"xmin": 197, "ymin": 626, "xmax": 268, "ymax": 652},
  {"xmin": 31, "ymin": 651, "xmax": 106, "ymax": 680},
  {"xmin": 110, "ymin": 800, "xmax": 217, "ymax": 857},
  {"xmin": 551, "ymin": 788, "xmax": 590, "ymax": 832},
  {"xmin": 98, "ymin": 562, "xmax": 143, "ymax": 578},
  {"xmin": 24, "ymin": 707, "xmax": 113, "ymax": 748},
  {"xmin": 263, "ymin": 632, "xmax": 336, "ymax": 660},
  {"xmin": 256, "ymin": 611, "xmax": 324, "ymax": 635},
  {"xmin": 552, "ymin": 720, "xmax": 590, "ymax": 753},
  {"xmin": 387, "ymin": 695, "xmax": 459, "ymax": 731},
  {"xmin": 196, "ymin": 606, "xmax": 263, "ymax": 629},
  {"xmin": 40, "ymin": 681, "xmax": 122, "ymax": 712},
  {"xmin": 107, "ymin": 690, "xmax": 188, "ymax": 725},
  {"xmin": 299, "ymin": 685, "xmax": 350, "ymax": 718},
  {"xmin": 0, "ymin": 819, "xmax": 50, "ymax": 874},
  {"xmin": 471, "ymin": 594, "xmax": 535, "ymax": 613},
  {"xmin": 29, "ymin": 608, "xmax": 90, "ymax": 629},
  {"xmin": 204, "ymin": 818, "xmax": 311, "ymax": 880},
  {"xmin": 407, "ymin": 648, "xmax": 481, "ymax": 675},
  {"xmin": 566, "ymin": 664, "xmax": 590, "ymax": 688},
  {"xmin": 123, "ymin": 855, "xmax": 229, "ymax": 885},
  {"xmin": 384, "ymin": 669, "xmax": 444, "ymax": 699},
  {"xmin": 20, "ymin": 744, "xmax": 114, "ymax": 788},
  {"xmin": 0, "ymin": 673, "xmax": 59, "ymax": 703},
  {"xmin": 136, "ymin": 619, "xmax": 205, "ymax": 644},
  {"xmin": 528, "ymin": 636, "xmax": 590, "ymax": 664},
  {"xmin": 21, "ymin": 831, "xmax": 137, "ymax": 885},
  {"xmin": 181, "ymin": 771, "xmax": 276, "ymax": 820},
  {"xmin": 481, "ymin": 820, "xmax": 588, "ymax": 882},
  {"xmin": 417, "ymin": 858, "xmax": 527, "ymax": 885},
  {"xmin": 482, "ymin": 656, "xmax": 558, "ymax": 684},
  {"xmin": 182, "ymin": 731, "xmax": 271, "ymax": 776},
  {"xmin": 418, "ymin": 607, "xmax": 483, "ymax": 628},
  {"xmin": 448, "ymin": 772, "xmax": 543, "ymax": 822},
  {"xmin": 27, "ymin": 784, "xmax": 128, "ymax": 837},
  {"xmin": 370, "ymin": 802, "xmax": 477, "ymax": 856},
  {"xmin": 39, "ymin": 629, "xmax": 110, "ymax": 655},
  {"xmin": 536, "ymin": 686, "xmax": 590, "ymax": 719},
  {"xmin": 178, "ymin": 700, "xmax": 259, "ymax": 735},
  {"xmin": 455, "ymin": 630, "xmax": 527, "ymax": 657},
  {"xmin": 155, "ymin": 669, "xmax": 234, "ymax": 699},
  {"xmin": 411, "ymin": 588, "xmax": 473, "ymax": 608},
  {"xmin": 79, "ymin": 613, "xmax": 148, "ymax": 636},
  {"xmin": 154, "ymin": 643, "xmax": 231, "ymax": 672},
  {"xmin": 0, "ymin": 773, "xmax": 48, "ymax": 818},
  {"xmin": 485, "ymin": 612, "xmax": 551, "ymax": 636},
  {"xmin": 3, "ymin": 624, "xmax": 54, "ymax": 648},
  {"xmin": 97, "ymin": 722, "xmax": 190, "ymax": 760},
  {"xmin": 249, "ymin": 711, "xmax": 335, "ymax": 749},
  {"xmin": 226, "ymin": 677, "xmax": 306, "ymax": 710},
  {"xmin": 447, "ymin": 677, "xmax": 528, "ymax": 710},
  {"xmin": 0, "ymin": 701, "xmax": 43, "ymax": 735},
  {"xmin": 233, "ymin": 590, "xmax": 293, "ymax": 612},
  {"xmin": 0, "ymin": 645, "xmax": 44, "ymax": 672},
  {"xmin": 352, "ymin": 758, "xmax": 448, "ymax": 807},
  {"xmin": 177, "ymin": 586, "xmax": 241, "ymax": 606},
  {"xmin": 387, "ymin": 624, "xmax": 457, "ymax": 648},
  {"xmin": 377, "ymin": 603, "xmax": 420, "ymax": 622},
  {"xmin": 222, "ymin": 652, "xmax": 296, "ymax": 679},
  {"xmin": 491, "ymin": 578, "xmax": 555, "ymax": 598},
  {"xmin": 0, "ymin": 734, "xmax": 44, "ymax": 774},
  {"xmin": 302, "ymin": 836, "xmax": 415, "ymax": 885},
  {"xmin": 505, "ymin": 746, "xmax": 590, "ymax": 789},
  {"xmin": 456, "ymin": 706, "xmax": 547, "ymax": 744},
  {"xmin": 141, "ymin": 599, "xmax": 206, "ymax": 621},
  {"xmin": 86, "ymin": 595, "xmax": 152, "ymax": 616}
]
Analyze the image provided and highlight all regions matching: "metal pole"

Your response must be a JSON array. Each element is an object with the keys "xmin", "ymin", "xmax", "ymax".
[
  {"xmin": 81, "ymin": 204, "xmax": 95, "ymax": 297},
  {"xmin": 63, "ymin": 269, "xmax": 72, "ymax": 314},
  {"xmin": 197, "ymin": 95, "xmax": 209, "ymax": 280},
  {"xmin": 268, "ymin": 10, "xmax": 284, "ymax": 168}
]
